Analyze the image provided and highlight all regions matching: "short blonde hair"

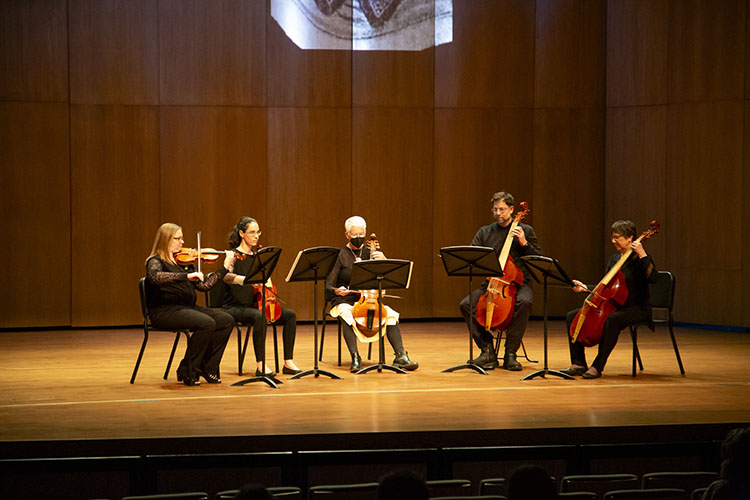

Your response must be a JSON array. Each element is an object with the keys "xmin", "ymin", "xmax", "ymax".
[
  {"xmin": 345, "ymin": 216, "xmax": 367, "ymax": 233},
  {"xmin": 147, "ymin": 222, "xmax": 181, "ymax": 264}
]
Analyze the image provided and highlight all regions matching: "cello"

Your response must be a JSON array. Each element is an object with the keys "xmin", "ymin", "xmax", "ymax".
[
  {"xmin": 568, "ymin": 221, "xmax": 660, "ymax": 347},
  {"xmin": 350, "ymin": 234, "xmax": 388, "ymax": 343},
  {"xmin": 250, "ymin": 246, "xmax": 282, "ymax": 323},
  {"xmin": 475, "ymin": 201, "xmax": 530, "ymax": 331}
]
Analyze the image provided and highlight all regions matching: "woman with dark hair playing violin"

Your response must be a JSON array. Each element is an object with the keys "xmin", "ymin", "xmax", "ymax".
[
  {"xmin": 560, "ymin": 220, "xmax": 658, "ymax": 379},
  {"xmin": 325, "ymin": 216, "xmax": 418, "ymax": 373},
  {"xmin": 222, "ymin": 216, "xmax": 302, "ymax": 377},
  {"xmin": 145, "ymin": 222, "xmax": 236, "ymax": 385}
]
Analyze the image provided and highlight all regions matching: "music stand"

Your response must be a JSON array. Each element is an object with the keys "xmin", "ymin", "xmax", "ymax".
[
  {"xmin": 349, "ymin": 259, "xmax": 413, "ymax": 375},
  {"xmin": 231, "ymin": 246, "xmax": 284, "ymax": 388},
  {"xmin": 520, "ymin": 255, "xmax": 575, "ymax": 381},
  {"xmin": 284, "ymin": 246, "xmax": 342, "ymax": 380},
  {"xmin": 439, "ymin": 246, "xmax": 503, "ymax": 374}
]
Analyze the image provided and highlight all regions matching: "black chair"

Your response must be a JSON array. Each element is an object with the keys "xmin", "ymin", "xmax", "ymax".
[
  {"xmin": 307, "ymin": 482, "xmax": 378, "ymax": 500},
  {"xmin": 561, "ymin": 474, "xmax": 640, "ymax": 500},
  {"xmin": 122, "ymin": 493, "xmax": 209, "ymax": 500},
  {"xmin": 426, "ymin": 479, "xmax": 472, "ymax": 497},
  {"xmin": 131, "ymin": 277, "xmax": 194, "ymax": 384},
  {"xmin": 690, "ymin": 487, "xmax": 707, "ymax": 500},
  {"xmin": 478, "ymin": 478, "xmax": 505, "ymax": 497},
  {"xmin": 603, "ymin": 489, "xmax": 687, "ymax": 500},
  {"xmin": 491, "ymin": 329, "xmax": 537, "ymax": 363},
  {"xmin": 559, "ymin": 493, "xmax": 598, "ymax": 500},
  {"xmin": 205, "ymin": 280, "xmax": 279, "ymax": 375},
  {"xmin": 319, "ymin": 297, "xmax": 371, "ymax": 366},
  {"xmin": 642, "ymin": 472, "xmax": 718, "ymax": 492},
  {"xmin": 215, "ymin": 486, "xmax": 302, "ymax": 499},
  {"xmin": 629, "ymin": 271, "xmax": 685, "ymax": 377}
]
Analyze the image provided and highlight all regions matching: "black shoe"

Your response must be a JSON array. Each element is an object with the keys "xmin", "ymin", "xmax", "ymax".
[
  {"xmin": 582, "ymin": 368, "xmax": 602, "ymax": 379},
  {"xmin": 469, "ymin": 347, "xmax": 499, "ymax": 370},
  {"xmin": 502, "ymin": 352, "xmax": 522, "ymax": 371},
  {"xmin": 176, "ymin": 371, "xmax": 200, "ymax": 386},
  {"xmin": 393, "ymin": 350, "xmax": 419, "ymax": 370},
  {"xmin": 350, "ymin": 353, "xmax": 362, "ymax": 372},
  {"xmin": 201, "ymin": 373, "xmax": 221, "ymax": 384},
  {"xmin": 559, "ymin": 366, "xmax": 587, "ymax": 376},
  {"xmin": 255, "ymin": 368, "xmax": 277, "ymax": 377},
  {"xmin": 282, "ymin": 366, "xmax": 303, "ymax": 375}
]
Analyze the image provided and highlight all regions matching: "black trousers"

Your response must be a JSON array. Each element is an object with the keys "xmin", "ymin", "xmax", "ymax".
[
  {"xmin": 459, "ymin": 282, "xmax": 533, "ymax": 354},
  {"xmin": 149, "ymin": 304, "xmax": 234, "ymax": 376},
  {"xmin": 565, "ymin": 305, "xmax": 649, "ymax": 372},
  {"xmin": 341, "ymin": 322, "xmax": 405, "ymax": 357},
  {"xmin": 223, "ymin": 305, "xmax": 296, "ymax": 362}
]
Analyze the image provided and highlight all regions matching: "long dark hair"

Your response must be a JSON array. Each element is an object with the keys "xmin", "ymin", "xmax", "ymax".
[{"xmin": 228, "ymin": 216, "xmax": 257, "ymax": 248}]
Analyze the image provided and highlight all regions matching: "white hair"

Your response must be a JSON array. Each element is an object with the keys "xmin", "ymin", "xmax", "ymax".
[{"xmin": 345, "ymin": 216, "xmax": 367, "ymax": 233}]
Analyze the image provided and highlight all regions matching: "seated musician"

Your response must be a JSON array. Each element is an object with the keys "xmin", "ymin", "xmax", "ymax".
[
  {"xmin": 145, "ymin": 223, "xmax": 235, "ymax": 385},
  {"xmin": 222, "ymin": 216, "xmax": 302, "ymax": 376},
  {"xmin": 325, "ymin": 216, "xmax": 418, "ymax": 372},
  {"xmin": 560, "ymin": 220, "xmax": 658, "ymax": 379},
  {"xmin": 459, "ymin": 191, "xmax": 542, "ymax": 371}
]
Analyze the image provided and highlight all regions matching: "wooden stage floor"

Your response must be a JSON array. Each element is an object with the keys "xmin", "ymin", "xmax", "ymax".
[{"xmin": 1, "ymin": 320, "xmax": 749, "ymax": 458}]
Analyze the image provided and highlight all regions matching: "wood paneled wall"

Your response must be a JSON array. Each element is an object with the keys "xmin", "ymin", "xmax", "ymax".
[{"xmin": 1, "ymin": 0, "xmax": 749, "ymax": 329}]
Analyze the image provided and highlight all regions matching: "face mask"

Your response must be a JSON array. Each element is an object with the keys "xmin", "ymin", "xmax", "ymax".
[{"xmin": 350, "ymin": 236, "xmax": 365, "ymax": 249}]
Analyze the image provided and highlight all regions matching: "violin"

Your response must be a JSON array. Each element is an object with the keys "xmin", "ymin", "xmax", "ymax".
[
  {"xmin": 569, "ymin": 221, "xmax": 660, "ymax": 347},
  {"xmin": 174, "ymin": 248, "xmax": 224, "ymax": 265},
  {"xmin": 350, "ymin": 234, "xmax": 388, "ymax": 343},
  {"xmin": 476, "ymin": 201, "xmax": 529, "ymax": 331},
  {"xmin": 250, "ymin": 245, "xmax": 282, "ymax": 323}
]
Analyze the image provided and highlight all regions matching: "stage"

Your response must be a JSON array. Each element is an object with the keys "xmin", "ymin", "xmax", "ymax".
[{"xmin": 1, "ymin": 320, "xmax": 749, "ymax": 498}]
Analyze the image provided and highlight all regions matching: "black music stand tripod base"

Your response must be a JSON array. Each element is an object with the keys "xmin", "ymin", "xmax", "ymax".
[
  {"xmin": 439, "ymin": 246, "xmax": 504, "ymax": 375},
  {"xmin": 285, "ymin": 246, "xmax": 343, "ymax": 381},
  {"xmin": 230, "ymin": 246, "xmax": 284, "ymax": 388},
  {"xmin": 349, "ymin": 259, "xmax": 413, "ymax": 377},
  {"xmin": 442, "ymin": 363, "xmax": 487, "ymax": 375},
  {"xmin": 519, "ymin": 255, "xmax": 576, "ymax": 381}
]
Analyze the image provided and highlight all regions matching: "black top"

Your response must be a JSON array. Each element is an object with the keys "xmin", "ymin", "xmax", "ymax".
[
  {"xmin": 606, "ymin": 252, "xmax": 657, "ymax": 309},
  {"xmin": 145, "ymin": 256, "xmax": 227, "ymax": 309},
  {"xmin": 325, "ymin": 244, "xmax": 372, "ymax": 307},
  {"xmin": 222, "ymin": 249, "xmax": 258, "ymax": 308},
  {"xmin": 471, "ymin": 221, "xmax": 543, "ymax": 285}
]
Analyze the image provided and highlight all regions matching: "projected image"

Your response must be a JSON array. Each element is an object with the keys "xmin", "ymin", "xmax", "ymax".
[{"xmin": 271, "ymin": 0, "xmax": 453, "ymax": 51}]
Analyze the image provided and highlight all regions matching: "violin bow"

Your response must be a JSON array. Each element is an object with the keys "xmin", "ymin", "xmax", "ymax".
[{"xmin": 197, "ymin": 231, "xmax": 202, "ymax": 275}]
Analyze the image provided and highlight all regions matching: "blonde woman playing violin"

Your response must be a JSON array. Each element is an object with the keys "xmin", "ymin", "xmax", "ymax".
[
  {"xmin": 145, "ymin": 223, "xmax": 236, "ymax": 386},
  {"xmin": 222, "ymin": 216, "xmax": 302, "ymax": 377},
  {"xmin": 325, "ymin": 216, "xmax": 418, "ymax": 373}
]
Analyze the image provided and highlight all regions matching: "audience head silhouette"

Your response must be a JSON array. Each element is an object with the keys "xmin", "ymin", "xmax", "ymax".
[
  {"xmin": 507, "ymin": 464, "xmax": 557, "ymax": 500},
  {"xmin": 377, "ymin": 468, "xmax": 429, "ymax": 500},
  {"xmin": 233, "ymin": 482, "xmax": 273, "ymax": 500}
]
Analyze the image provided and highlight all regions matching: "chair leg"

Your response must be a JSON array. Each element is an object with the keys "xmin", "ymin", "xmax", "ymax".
[
  {"xmin": 236, "ymin": 325, "xmax": 243, "ymax": 375},
  {"xmin": 630, "ymin": 326, "xmax": 643, "ymax": 377},
  {"xmin": 130, "ymin": 329, "xmax": 149, "ymax": 384},
  {"xmin": 668, "ymin": 323, "xmax": 686, "ymax": 375},
  {"xmin": 164, "ymin": 332, "xmax": 181, "ymax": 380},
  {"xmin": 272, "ymin": 324, "xmax": 280, "ymax": 373},
  {"xmin": 319, "ymin": 314, "xmax": 327, "ymax": 362},
  {"xmin": 337, "ymin": 320, "xmax": 342, "ymax": 366},
  {"xmin": 518, "ymin": 340, "xmax": 537, "ymax": 363}
]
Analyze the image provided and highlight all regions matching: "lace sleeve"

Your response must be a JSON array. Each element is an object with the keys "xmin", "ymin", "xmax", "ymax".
[
  {"xmin": 195, "ymin": 267, "xmax": 229, "ymax": 292},
  {"xmin": 146, "ymin": 257, "xmax": 188, "ymax": 285}
]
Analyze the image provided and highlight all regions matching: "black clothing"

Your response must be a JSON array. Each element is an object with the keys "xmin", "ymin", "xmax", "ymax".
[
  {"xmin": 222, "ymin": 248, "xmax": 297, "ymax": 362},
  {"xmin": 461, "ymin": 221, "xmax": 543, "ymax": 354},
  {"xmin": 325, "ymin": 244, "xmax": 407, "ymax": 356},
  {"xmin": 325, "ymin": 244, "xmax": 370, "ymax": 307},
  {"xmin": 145, "ymin": 256, "xmax": 233, "ymax": 378},
  {"xmin": 566, "ymin": 252, "xmax": 658, "ymax": 372}
]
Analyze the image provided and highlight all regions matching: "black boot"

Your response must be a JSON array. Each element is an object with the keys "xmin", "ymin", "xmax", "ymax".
[
  {"xmin": 393, "ymin": 350, "xmax": 418, "ymax": 370},
  {"xmin": 503, "ymin": 352, "xmax": 522, "ymax": 371},
  {"xmin": 350, "ymin": 352, "xmax": 362, "ymax": 373},
  {"xmin": 468, "ymin": 346, "xmax": 499, "ymax": 370}
]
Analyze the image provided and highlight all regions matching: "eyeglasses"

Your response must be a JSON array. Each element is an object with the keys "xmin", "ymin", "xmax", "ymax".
[
  {"xmin": 245, "ymin": 231, "xmax": 261, "ymax": 236},
  {"xmin": 491, "ymin": 206, "xmax": 510, "ymax": 214}
]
